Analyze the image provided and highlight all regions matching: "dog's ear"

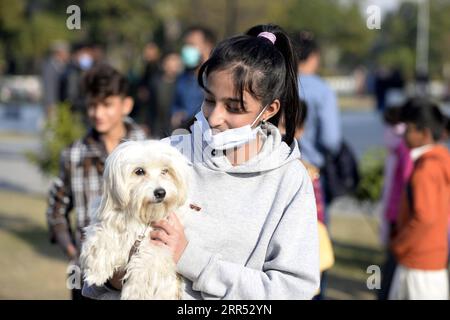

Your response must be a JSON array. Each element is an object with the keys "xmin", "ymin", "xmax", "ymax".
[
  {"xmin": 95, "ymin": 180, "xmax": 114, "ymax": 221},
  {"xmin": 104, "ymin": 143, "xmax": 131, "ymax": 208},
  {"xmin": 166, "ymin": 152, "xmax": 190, "ymax": 207}
]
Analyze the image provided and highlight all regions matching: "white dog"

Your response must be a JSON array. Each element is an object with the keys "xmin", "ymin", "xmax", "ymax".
[{"xmin": 80, "ymin": 140, "xmax": 192, "ymax": 299}]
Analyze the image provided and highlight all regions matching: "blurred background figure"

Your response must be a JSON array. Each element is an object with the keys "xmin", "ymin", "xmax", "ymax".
[
  {"xmin": 375, "ymin": 67, "xmax": 405, "ymax": 113},
  {"xmin": 389, "ymin": 98, "xmax": 449, "ymax": 300},
  {"xmin": 294, "ymin": 31, "xmax": 347, "ymax": 206},
  {"xmin": 377, "ymin": 98, "xmax": 413, "ymax": 300},
  {"xmin": 170, "ymin": 26, "xmax": 216, "ymax": 129},
  {"xmin": 133, "ymin": 41, "xmax": 162, "ymax": 135},
  {"xmin": 152, "ymin": 52, "xmax": 182, "ymax": 138},
  {"xmin": 41, "ymin": 41, "xmax": 69, "ymax": 120},
  {"xmin": 374, "ymin": 67, "xmax": 389, "ymax": 113},
  {"xmin": 89, "ymin": 43, "xmax": 106, "ymax": 66},
  {"xmin": 60, "ymin": 42, "xmax": 95, "ymax": 119},
  {"xmin": 293, "ymin": 30, "xmax": 343, "ymax": 300},
  {"xmin": 414, "ymin": 70, "xmax": 430, "ymax": 98}
]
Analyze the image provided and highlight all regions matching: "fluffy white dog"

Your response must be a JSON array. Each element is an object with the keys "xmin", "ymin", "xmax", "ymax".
[{"xmin": 80, "ymin": 140, "xmax": 192, "ymax": 299}]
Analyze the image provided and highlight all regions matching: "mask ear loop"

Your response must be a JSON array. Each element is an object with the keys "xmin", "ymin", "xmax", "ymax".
[
  {"xmin": 251, "ymin": 104, "xmax": 269, "ymax": 128},
  {"xmin": 253, "ymin": 105, "xmax": 271, "ymax": 138}
]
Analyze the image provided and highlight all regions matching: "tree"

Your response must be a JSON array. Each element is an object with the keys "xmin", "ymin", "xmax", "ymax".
[
  {"xmin": 266, "ymin": 0, "xmax": 376, "ymax": 72},
  {"xmin": 0, "ymin": 0, "xmax": 76, "ymax": 73}
]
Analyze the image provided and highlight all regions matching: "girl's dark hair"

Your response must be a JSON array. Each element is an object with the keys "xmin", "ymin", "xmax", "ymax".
[
  {"xmin": 298, "ymin": 99, "xmax": 308, "ymax": 129},
  {"xmin": 400, "ymin": 97, "xmax": 445, "ymax": 141},
  {"xmin": 383, "ymin": 107, "xmax": 403, "ymax": 125},
  {"xmin": 197, "ymin": 24, "xmax": 302, "ymax": 145}
]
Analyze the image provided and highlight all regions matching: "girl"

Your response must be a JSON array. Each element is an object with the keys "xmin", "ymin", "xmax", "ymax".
[{"xmin": 84, "ymin": 24, "xmax": 319, "ymax": 300}]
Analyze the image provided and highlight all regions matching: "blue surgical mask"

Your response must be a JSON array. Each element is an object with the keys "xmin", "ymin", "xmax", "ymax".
[
  {"xmin": 78, "ymin": 53, "xmax": 93, "ymax": 70},
  {"xmin": 181, "ymin": 45, "xmax": 201, "ymax": 69}
]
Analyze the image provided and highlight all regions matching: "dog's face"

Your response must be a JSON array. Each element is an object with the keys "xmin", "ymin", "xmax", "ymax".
[{"xmin": 103, "ymin": 140, "xmax": 189, "ymax": 224}]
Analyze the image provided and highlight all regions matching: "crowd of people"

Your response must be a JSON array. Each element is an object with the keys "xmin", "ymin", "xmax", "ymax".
[
  {"xmin": 42, "ymin": 23, "xmax": 450, "ymax": 300},
  {"xmin": 41, "ymin": 26, "xmax": 216, "ymax": 138}
]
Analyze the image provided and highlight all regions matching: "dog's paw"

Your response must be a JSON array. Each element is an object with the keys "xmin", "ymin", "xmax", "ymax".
[{"xmin": 83, "ymin": 269, "xmax": 112, "ymax": 287}]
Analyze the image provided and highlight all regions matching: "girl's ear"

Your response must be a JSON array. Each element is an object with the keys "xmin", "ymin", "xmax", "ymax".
[
  {"xmin": 263, "ymin": 99, "xmax": 281, "ymax": 121},
  {"xmin": 164, "ymin": 149, "xmax": 190, "ymax": 207}
]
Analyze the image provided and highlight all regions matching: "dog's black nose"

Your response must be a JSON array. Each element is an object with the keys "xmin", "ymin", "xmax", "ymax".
[{"xmin": 154, "ymin": 188, "xmax": 166, "ymax": 200}]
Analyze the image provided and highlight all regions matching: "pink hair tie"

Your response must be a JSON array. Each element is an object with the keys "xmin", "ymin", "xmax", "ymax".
[{"xmin": 257, "ymin": 31, "xmax": 276, "ymax": 44}]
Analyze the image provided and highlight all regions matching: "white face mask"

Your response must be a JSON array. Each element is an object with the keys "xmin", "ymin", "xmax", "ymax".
[{"xmin": 194, "ymin": 105, "xmax": 268, "ymax": 150}]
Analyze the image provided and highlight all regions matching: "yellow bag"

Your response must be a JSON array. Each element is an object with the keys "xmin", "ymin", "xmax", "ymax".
[
  {"xmin": 299, "ymin": 160, "xmax": 334, "ymax": 273},
  {"xmin": 318, "ymin": 221, "xmax": 334, "ymax": 272}
]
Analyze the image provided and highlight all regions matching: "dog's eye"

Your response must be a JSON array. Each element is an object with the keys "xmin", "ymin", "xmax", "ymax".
[
  {"xmin": 134, "ymin": 168, "xmax": 146, "ymax": 176},
  {"xmin": 161, "ymin": 168, "xmax": 169, "ymax": 175}
]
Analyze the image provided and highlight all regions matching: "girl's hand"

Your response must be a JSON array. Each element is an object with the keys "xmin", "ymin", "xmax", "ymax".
[{"xmin": 150, "ymin": 212, "xmax": 188, "ymax": 264}]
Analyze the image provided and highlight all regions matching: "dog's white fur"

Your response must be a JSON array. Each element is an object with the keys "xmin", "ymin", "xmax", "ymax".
[{"xmin": 80, "ymin": 140, "xmax": 191, "ymax": 299}]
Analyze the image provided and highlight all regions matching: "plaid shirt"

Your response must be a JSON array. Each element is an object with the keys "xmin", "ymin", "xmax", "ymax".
[{"xmin": 46, "ymin": 118, "xmax": 147, "ymax": 254}]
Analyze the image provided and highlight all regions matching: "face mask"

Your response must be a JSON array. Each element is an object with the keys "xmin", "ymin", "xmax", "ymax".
[
  {"xmin": 78, "ymin": 53, "xmax": 93, "ymax": 70},
  {"xmin": 194, "ymin": 105, "xmax": 268, "ymax": 150},
  {"xmin": 181, "ymin": 45, "xmax": 201, "ymax": 69}
]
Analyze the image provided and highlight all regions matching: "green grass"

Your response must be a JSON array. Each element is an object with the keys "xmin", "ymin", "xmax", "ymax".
[
  {"xmin": 326, "ymin": 213, "xmax": 384, "ymax": 300},
  {"xmin": 0, "ymin": 190, "xmax": 384, "ymax": 300},
  {"xmin": 0, "ymin": 191, "xmax": 69, "ymax": 299}
]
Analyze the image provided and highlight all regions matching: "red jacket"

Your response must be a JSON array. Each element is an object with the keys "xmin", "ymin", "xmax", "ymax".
[{"xmin": 392, "ymin": 145, "xmax": 450, "ymax": 270}]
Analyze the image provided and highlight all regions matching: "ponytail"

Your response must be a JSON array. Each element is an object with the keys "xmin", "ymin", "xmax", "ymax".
[{"xmin": 246, "ymin": 24, "xmax": 302, "ymax": 146}]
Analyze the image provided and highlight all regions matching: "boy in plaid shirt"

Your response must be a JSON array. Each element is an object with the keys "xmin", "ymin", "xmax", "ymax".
[{"xmin": 46, "ymin": 64, "xmax": 146, "ymax": 299}]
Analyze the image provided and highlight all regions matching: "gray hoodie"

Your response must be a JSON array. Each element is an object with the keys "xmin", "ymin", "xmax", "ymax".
[{"xmin": 83, "ymin": 123, "xmax": 320, "ymax": 300}]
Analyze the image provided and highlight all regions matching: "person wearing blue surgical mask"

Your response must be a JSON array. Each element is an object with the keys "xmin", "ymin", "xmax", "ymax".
[
  {"xmin": 60, "ymin": 43, "xmax": 95, "ymax": 118},
  {"xmin": 170, "ymin": 26, "xmax": 216, "ymax": 130},
  {"xmin": 181, "ymin": 45, "xmax": 201, "ymax": 69},
  {"xmin": 78, "ymin": 52, "xmax": 94, "ymax": 71}
]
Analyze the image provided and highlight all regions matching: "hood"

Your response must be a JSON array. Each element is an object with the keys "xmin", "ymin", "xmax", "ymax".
[
  {"xmin": 190, "ymin": 122, "xmax": 301, "ymax": 174},
  {"xmin": 419, "ymin": 144, "xmax": 450, "ymax": 183}
]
